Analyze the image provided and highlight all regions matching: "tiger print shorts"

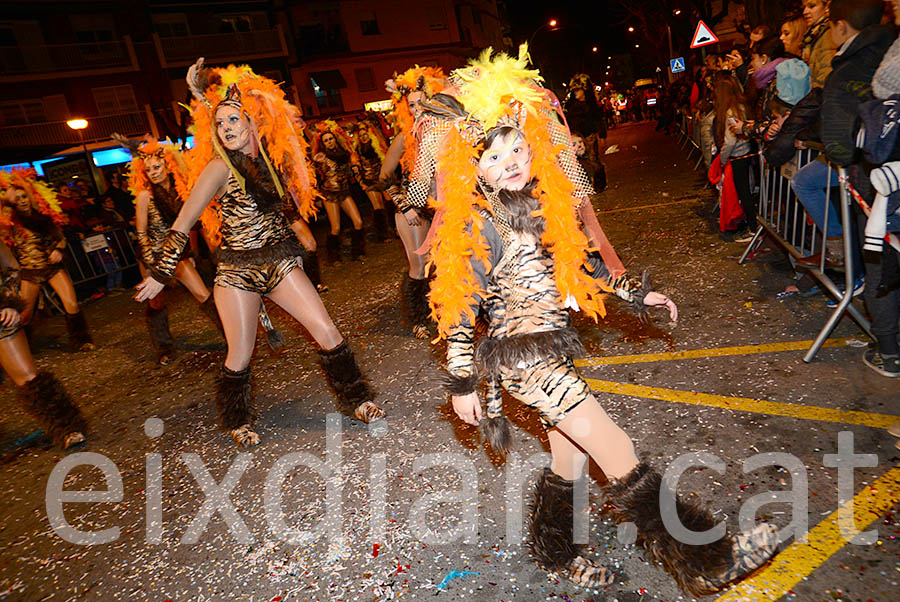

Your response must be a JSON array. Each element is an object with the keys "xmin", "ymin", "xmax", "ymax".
[
  {"xmin": 0, "ymin": 324, "xmax": 20, "ymax": 342},
  {"xmin": 498, "ymin": 356, "xmax": 592, "ymax": 428},
  {"xmin": 20, "ymin": 266, "xmax": 63, "ymax": 285},
  {"xmin": 214, "ymin": 257, "xmax": 298, "ymax": 295}
]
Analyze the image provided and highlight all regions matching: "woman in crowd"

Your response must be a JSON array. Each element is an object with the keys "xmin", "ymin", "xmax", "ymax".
[
  {"xmin": 352, "ymin": 120, "xmax": 392, "ymax": 242},
  {"xmin": 780, "ymin": 13, "xmax": 809, "ymax": 57},
  {"xmin": 0, "ymin": 170, "xmax": 94, "ymax": 352},
  {"xmin": 432, "ymin": 45, "xmax": 777, "ymax": 595},
  {"xmin": 802, "ymin": 0, "xmax": 837, "ymax": 88},
  {"xmin": 135, "ymin": 59, "xmax": 384, "ymax": 447}
]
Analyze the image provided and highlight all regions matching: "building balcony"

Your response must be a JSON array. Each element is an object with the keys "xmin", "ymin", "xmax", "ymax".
[
  {"xmin": 0, "ymin": 38, "xmax": 140, "ymax": 83},
  {"xmin": 0, "ymin": 111, "xmax": 153, "ymax": 149},
  {"xmin": 153, "ymin": 25, "xmax": 289, "ymax": 68}
]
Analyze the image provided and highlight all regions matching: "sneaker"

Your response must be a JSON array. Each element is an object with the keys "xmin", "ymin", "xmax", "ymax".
[
  {"xmin": 862, "ymin": 349, "xmax": 900, "ymax": 378},
  {"xmin": 734, "ymin": 228, "xmax": 756, "ymax": 243},
  {"xmin": 825, "ymin": 276, "xmax": 864, "ymax": 308}
]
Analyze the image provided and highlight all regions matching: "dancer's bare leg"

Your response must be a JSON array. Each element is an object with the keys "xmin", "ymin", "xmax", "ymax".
[
  {"xmin": 18, "ymin": 280, "xmax": 40, "ymax": 325},
  {"xmin": 340, "ymin": 196, "xmax": 363, "ymax": 230},
  {"xmin": 213, "ymin": 285, "xmax": 260, "ymax": 371},
  {"xmin": 0, "ymin": 331, "xmax": 38, "ymax": 386},
  {"xmin": 174, "ymin": 260, "xmax": 211, "ymax": 303},
  {"xmin": 325, "ymin": 201, "xmax": 342, "ymax": 235},
  {"xmin": 553, "ymin": 395, "xmax": 639, "ymax": 480},
  {"xmin": 290, "ymin": 219, "xmax": 317, "ymax": 252},
  {"xmin": 266, "ymin": 268, "xmax": 342, "ymax": 350},
  {"xmin": 47, "ymin": 270, "xmax": 80, "ymax": 314},
  {"xmin": 366, "ymin": 189, "xmax": 385, "ymax": 211},
  {"xmin": 394, "ymin": 214, "xmax": 430, "ymax": 279}
]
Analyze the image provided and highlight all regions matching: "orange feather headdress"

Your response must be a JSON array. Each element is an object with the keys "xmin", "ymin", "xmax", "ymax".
[
  {"xmin": 311, "ymin": 120, "xmax": 356, "ymax": 160},
  {"xmin": 350, "ymin": 120, "xmax": 388, "ymax": 162},
  {"xmin": 427, "ymin": 44, "xmax": 609, "ymax": 337},
  {"xmin": 388, "ymin": 66, "xmax": 446, "ymax": 172},
  {"xmin": 184, "ymin": 58, "xmax": 317, "ymax": 223},
  {"xmin": 111, "ymin": 133, "xmax": 189, "ymax": 202},
  {"xmin": 0, "ymin": 168, "xmax": 67, "ymax": 227}
]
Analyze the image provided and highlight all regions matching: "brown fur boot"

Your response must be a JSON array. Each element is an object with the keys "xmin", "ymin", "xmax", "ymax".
[
  {"xmin": 65, "ymin": 310, "xmax": 94, "ymax": 352},
  {"xmin": 318, "ymin": 341, "xmax": 384, "ymax": 422},
  {"xmin": 527, "ymin": 468, "xmax": 613, "ymax": 587},
  {"xmin": 604, "ymin": 462, "xmax": 778, "ymax": 596},
  {"xmin": 19, "ymin": 371, "xmax": 87, "ymax": 449},
  {"xmin": 216, "ymin": 366, "xmax": 259, "ymax": 447},
  {"xmin": 146, "ymin": 305, "xmax": 176, "ymax": 365}
]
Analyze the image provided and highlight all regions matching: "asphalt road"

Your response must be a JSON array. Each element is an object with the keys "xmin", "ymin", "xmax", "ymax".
[{"xmin": 1, "ymin": 121, "xmax": 897, "ymax": 602}]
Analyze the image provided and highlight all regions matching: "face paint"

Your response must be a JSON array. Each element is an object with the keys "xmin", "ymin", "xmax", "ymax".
[
  {"xmin": 322, "ymin": 133, "xmax": 337, "ymax": 150},
  {"xmin": 477, "ymin": 130, "xmax": 533, "ymax": 191},
  {"xmin": 215, "ymin": 105, "xmax": 251, "ymax": 152},
  {"xmin": 144, "ymin": 155, "xmax": 168, "ymax": 185},
  {"xmin": 408, "ymin": 91, "xmax": 424, "ymax": 118}
]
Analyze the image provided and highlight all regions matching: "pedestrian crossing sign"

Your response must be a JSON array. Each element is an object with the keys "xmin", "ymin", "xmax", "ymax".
[{"xmin": 670, "ymin": 57, "xmax": 685, "ymax": 73}]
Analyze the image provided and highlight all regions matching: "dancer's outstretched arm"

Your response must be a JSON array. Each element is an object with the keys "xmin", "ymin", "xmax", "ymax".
[{"xmin": 134, "ymin": 159, "xmax": 228, "ymax": 301}]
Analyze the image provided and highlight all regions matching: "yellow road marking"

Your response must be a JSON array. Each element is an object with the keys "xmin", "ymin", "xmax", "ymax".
[
  {"xmin": 576, "ymin": 338, "xmax": 853, "ymax": 367},
  {"xmin": 714, "ymin": 464, "xmax": 900, "ymax": 602},
  {"xmin": 596, "ymin": 198, "xmax": 699, "ymax": 214},
  {"xmin": 584, "ymin": 379, "xmax": 899, "ymax": 429}
]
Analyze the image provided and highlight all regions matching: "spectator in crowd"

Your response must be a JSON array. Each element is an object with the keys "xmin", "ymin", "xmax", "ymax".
[
  {"xmin": 713, "ymin": 72, "xmax": 755, "ymax": 241},
  {"xmin": 780, "ymin": 14, "xmax": 809, "ymax": 57},
  {"xmin": 749, "ymin": 24, "xmax": 772, "ymax": 49},
  {"xmin": 104, "ymin": 171, "xmax": 135, "ymax": 224},
  {"xmin": 801, "ymin": 0, "xmax": 838, "ymax": 88},
  {"xmin": 791, "ymin": 0, "xmax": 892, "ymax": 277},
  {"xmin": 565, "ymin": 74, "xmax": 607, "ymax": 160}
]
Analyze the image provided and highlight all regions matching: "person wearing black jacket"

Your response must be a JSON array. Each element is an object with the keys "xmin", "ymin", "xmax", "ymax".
[
  {"xmin": 565, "ymin": 74, "xmax": 606, "ymax": 159},
  {"xmin": 790, "ymin": 0, "xmax": 893, "ymax": 270}
]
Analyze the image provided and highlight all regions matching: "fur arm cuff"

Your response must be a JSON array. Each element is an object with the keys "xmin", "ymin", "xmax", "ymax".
[
  {"xmin": 0, "ymin": 270, "xmax": 24, "ymax": 312},
  {"xmin": 610, "ymin": 271, "xmax": 650, "ymax": 314},
  {"xmin": 148, "ymin": 230, "xmax": 188, "ymax": 282},
  {"xmin": 438, "ymin": 370, "xmax": 480, "ymax": 395}
]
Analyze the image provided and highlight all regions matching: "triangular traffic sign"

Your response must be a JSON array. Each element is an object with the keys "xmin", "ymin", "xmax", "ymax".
[{"xmin": 690, "ymin": 20, "xmax": 719, "ymax": 49}]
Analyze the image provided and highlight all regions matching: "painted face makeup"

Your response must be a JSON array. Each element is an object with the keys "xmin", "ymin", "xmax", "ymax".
[
  {"xmin": 144, "ymin": 155, "xmax": 168, "ymax": 185},
  {"xmin": 322, "ymin": 133, "xmax": 337, "ymax": 150},
  {"xmin": 408, "ymin": 91, "xmax": 424, "ymax": 118},
  {"xmin": 478, "ymin": 129, "xmax": 533, "ymax": 192},
  {"xmin": 215, "ymin": 105, "xmax": 251, "ymax": 152}
]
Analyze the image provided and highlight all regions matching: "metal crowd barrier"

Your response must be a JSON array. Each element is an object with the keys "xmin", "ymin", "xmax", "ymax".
[
  {"xmin": 738, "ymin": 143, "xmax": 873, "ymax": 362},
  {"xmin": 675, "ymin": 112, "xmax": 704, "ymax": 171},
  {"xmin": 64, "ymin": 226, "xmax": 138, "ymax": 290}
]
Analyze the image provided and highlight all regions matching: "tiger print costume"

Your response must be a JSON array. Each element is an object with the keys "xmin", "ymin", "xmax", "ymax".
[
  {"xmin": 213, "ymin": 172, "xmax": 303, "ymax": 295},
  {"xmin": 356, "ymin": 142, "xmax": 382, "ymax": 191},
  {"xmin": 0, "ymin": 268, "xmax": 24, "ymax": 340},
  {"xmin": 444, "ymin": 186, "xmax": 645, "ymax": 428},
  {"xmin": 5, "ymin": 209, "xmax": 67, "ymax": 284},
  {"xmin": 136, "ymin": 179, "xmax": 191, "ymax": 269},
  {"xmin": 318, "ymin": 148, "xmax": 353, "ymax": 205}
]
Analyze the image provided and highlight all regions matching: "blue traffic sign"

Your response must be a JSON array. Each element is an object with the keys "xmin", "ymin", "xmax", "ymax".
[{"xmin": 670, "ymin": 57, "xmax": 685, "ymax": 73}]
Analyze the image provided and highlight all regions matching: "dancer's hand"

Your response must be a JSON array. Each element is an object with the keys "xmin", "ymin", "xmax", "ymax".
[
  {"xmin": 49, "ymin": 250, "xmax": 63, "ymax": 263},
  {"xmin": 643, "ymin": 291, "xmax": 678, "ymax": 322},
  {"xmin": 0, "ymin": 308, "xmax": 20, "ymax": 328},
  {"xmin": 452, "ymin": 392, "xmax": 482, "ymax": 426},
  {"xmin": 403, "ymin": 208, "xmax": 422, "ymax": 227},
  {"xmin": 134, "ymin": 275, "xmax": 165, "ymax": 302}
]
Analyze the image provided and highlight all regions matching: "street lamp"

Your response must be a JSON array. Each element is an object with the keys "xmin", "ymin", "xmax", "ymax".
[
  {"xmin": 628, "ymin": 26, "xmax": 635, "ymax": 33},
  {"xmin": 67, "ymin": 118, "xmax": 100, "ymax": 195},
  {"xmin": 527, "ymin": 18, "xmax": 559, "ymax": 47},
  {"xmin": 592, "ymin": 46, "xmax": 598, "ymax": 52}
]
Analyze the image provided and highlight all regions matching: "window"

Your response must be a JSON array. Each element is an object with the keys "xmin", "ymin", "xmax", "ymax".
[
  {"xmin": 355, "ymin": 67, "xmax": 375, "ymax": 92},
  {"xmin": 152, "ymin": 14, "xmax": 190, "ymax": 38},
  {"xmin": 0, "ymin": 99, "xmax": 46, "ymax": 125},
  {"xmin": 92, "ymin": 85, "xmax": 138, "ymax": 115},
  {"xmin": 359, "ymin": 10, "xmax": 380, "ymax": 36},
  {"xmin": 219, "ymin": 15, "xmax": 254, "ymax": 33},
  {"xmin": 427, "ymin": 7, "xmax": 446, "ymax": 30}
]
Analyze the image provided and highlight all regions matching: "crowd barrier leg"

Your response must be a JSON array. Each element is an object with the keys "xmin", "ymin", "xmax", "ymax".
[{"xmin": 803, "ymin": 172, "xmax": 873, "ymax": 362}]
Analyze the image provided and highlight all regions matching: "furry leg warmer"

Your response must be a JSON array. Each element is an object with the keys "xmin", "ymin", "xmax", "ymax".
[
  {"xmin": 303, "ymin": 250, "xmax": 325, "ymax": 291},
  {"xmin": 216, "ymin": 366, "xmax": 259, "ymax": 446},
  {"xmin": 19, "ymin": 371, "xmax": 87, "ymax": 449},
  {"xmin": 350, "ymin": 228, "xmax": 366, "ymax": 260},
  {"xmin": 527, "ymin": 468, "xmax": 612, "ymax": 587},
  {"xmin": 65, "ymin": 310, "xmax": 94, "ymax": 352},
  {"xmin": 199, "ymin": 296, "xmax": 224, "ymax": 336},
  {"xmin": 402, "ymin": 274, "xmax": 431, "ymax": 339},
  {"xmin": 146, "ymin": 305, "xmax": 176, "ymax": 365},
  {"xmin": 372, "ymin": 209, "xmax": 388, "ymax": 243},
  {"xmin": 604, "ymin": 462, "xmax": 778, "ymax": 596},
  {"xmin": 325, "ymin": 233, "xmax": 341, "ymax": 263},
  {"xmin": 318, "ymin": 340, "xmax": 384, "ymax": 422}
]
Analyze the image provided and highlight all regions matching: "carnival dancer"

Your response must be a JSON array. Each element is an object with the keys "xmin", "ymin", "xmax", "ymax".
[
  {"xmin": 0, "ymin": 170, "xmax": 94, "ymax": 352},
  {"xmin": 378, "ymin": 67, "xmax": 447, "ymax": 338},
  {"xmin": 431, "ymin": 46, "xmax": 778, "ymax": 594},
  {"xmin": 0, "ymin": 241, "xmax": 87, "ymax": 449},
  {"xmin": 135, "ymin": 59, "xmax": 385, "ymax": 447},
  {"xmin": 351, "ymin": 120, "xmax": 392, "ymax": 242},
  {"xmin": 112, "ymin": 134, "xmax": 225, "ymax": 365},
  {"xmin": 312, "ymin": 121, "xmax": 366, "ymax": 262}
]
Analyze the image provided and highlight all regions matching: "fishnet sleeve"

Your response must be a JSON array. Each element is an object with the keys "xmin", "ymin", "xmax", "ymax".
[
  {"xmin": 546, "ymin": 110, "xmax": 594, "ymax": 205},
  {"xmin": 402, "ymin": 117, "xmax": 453, "ymax": 212}
]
